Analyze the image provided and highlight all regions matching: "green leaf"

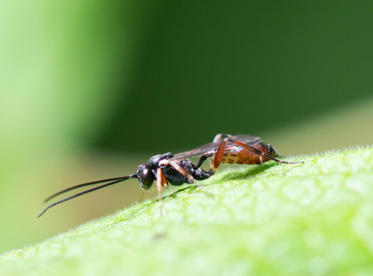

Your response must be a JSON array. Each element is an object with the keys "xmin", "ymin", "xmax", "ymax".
[{"xmin": 2, "ymin": 147, "xmax": 373, "ymax": 276}]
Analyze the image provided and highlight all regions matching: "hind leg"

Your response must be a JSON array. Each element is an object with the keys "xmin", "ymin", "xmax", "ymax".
[
  {"xmin": 210, "ymin": 140, "xmax": 226, "ymax": 173},
  {"xmin": 192, "ymin": 140, "xmax": 226, "ymax": 195}
]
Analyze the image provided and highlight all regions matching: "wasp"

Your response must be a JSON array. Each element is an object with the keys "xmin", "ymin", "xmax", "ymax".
[{"xmin": 38, "ymin": 134, "xmax": 302, "ymax": 217}]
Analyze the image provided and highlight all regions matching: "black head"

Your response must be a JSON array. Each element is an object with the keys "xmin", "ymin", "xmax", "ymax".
[{"xmin": 136, "ymin": 164, "xmax": 154, "ymax": 189}]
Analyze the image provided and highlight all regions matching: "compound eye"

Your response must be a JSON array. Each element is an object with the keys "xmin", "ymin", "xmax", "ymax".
[
  {"xmin": 136, "ymin": 164, "xmax": 154, "ymax": 189},
  {"xmin": 142, "ymin": 168, "xmax": 149, "ymax": 177}
]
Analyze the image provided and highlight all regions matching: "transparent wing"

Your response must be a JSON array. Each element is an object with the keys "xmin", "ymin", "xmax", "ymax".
[
  {"xmin": 170, "ymin": 134, "xmax": 262, "ymax": 162},
  {"xmin": 170, "ymin": 142, "xmax": 222, "ymax": 161},
  {"xmin": 226, "ymin": 134, "xmax": 262, "ymax": 145}
]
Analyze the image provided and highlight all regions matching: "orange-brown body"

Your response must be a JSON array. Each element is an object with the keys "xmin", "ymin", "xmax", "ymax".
[{"xmin": 221, "ymin": 142, "xmax": 275, "ymax": 164}]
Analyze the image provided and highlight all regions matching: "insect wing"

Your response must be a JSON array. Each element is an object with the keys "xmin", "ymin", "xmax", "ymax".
[
  {"xmin": 170, "ymin": 134, "xmax": 262, "ymax": 162},
  {"xmin": 170, "ymin": 142, "xmax": 222, "ymax": 161},
  {"xmin": 227, "ymin": 135, "xmax": 262, "ymax": 145}
]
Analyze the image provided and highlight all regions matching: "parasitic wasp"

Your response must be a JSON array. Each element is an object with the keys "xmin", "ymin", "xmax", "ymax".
[{"xmin": 38, "ymin": 133, "xmax": 302, "ymax": 217}]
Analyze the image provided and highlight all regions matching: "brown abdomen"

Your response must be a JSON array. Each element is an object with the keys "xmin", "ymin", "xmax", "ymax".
[{"xmin": 221, "ymin": 142, "xmax": 271, "ymax": 165}]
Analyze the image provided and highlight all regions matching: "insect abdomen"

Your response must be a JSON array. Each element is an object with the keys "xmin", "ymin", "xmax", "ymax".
[
  {"xmin": 221, "ymin": 153, "xmax": 240, "ymax": 164},
  {"xmin": 222, "ymin": 148, "xmax": 266, "ymax": 164}
]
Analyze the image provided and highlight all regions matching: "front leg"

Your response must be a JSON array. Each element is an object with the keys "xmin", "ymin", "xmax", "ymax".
[{"xmin": 156, "ymin": 168, "xmax": 168, "ymax": 215}]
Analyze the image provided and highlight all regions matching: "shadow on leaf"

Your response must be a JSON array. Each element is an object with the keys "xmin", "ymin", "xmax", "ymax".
[
  {"xmin": 220, "ymin": 162, "xmax": 277, "ymax": 181},
  {"xmin": 162, "ymin": 162, "xmax": 277, "ymax": 200}
]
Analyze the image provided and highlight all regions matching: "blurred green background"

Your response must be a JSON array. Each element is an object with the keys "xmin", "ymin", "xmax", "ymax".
[{"xmin": 1, "ymin": 0, "xmax": 373, "ymax": 253}]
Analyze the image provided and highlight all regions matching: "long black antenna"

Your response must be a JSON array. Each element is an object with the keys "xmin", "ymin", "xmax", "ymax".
[
  {"xmin": 38, "ymin": 174, "xmax": 137, "ymax": 218},
  {"xmin": 44, "ymin": 176, "xmax": 134, "ymax": 203}
]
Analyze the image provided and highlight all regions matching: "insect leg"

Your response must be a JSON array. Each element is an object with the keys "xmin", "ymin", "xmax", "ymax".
[
  {"xmin": 196, "ymin": 155, "xmax": 211, "ymax": 169},
  {"xmin": 156, "ymin": 168, "xmax": 168, "ymax": 215},
  {"xmin": 251, "ymin": 147, "xmax": 303, "ymax": 164},
  {"xmin": 190, "ymin": 140, "xmax": 227, "ymax": 196},
  {"xmin": 193, "ymin": 140, "xmax": 226, "ymax": 179},
  {"xmin": 160, "ymin": 160, "xmax": 195, "ymax": 184},
  {"xmin": 194, "ymin": 141, "xmax": 225, "ymax": 196},
  {"xmin": 210, "ymin": 140, "xmax": 226, "ymax": 172}
]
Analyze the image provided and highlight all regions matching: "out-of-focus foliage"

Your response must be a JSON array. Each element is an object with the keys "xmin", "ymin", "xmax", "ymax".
[
  {"xmin": 2, "ymin": 148, "xmax": 373, "ymax": 275},
  {"xmin": 1, "ymin": 0, "xmax": 373, "ymax": 254},
  {"xmin": 93, "ymin": 0, "xmax": 373, "ymax": 153},
  {"xmin": 0, "ymin": 0, "xmax": 154, "ymax": 252},
  {"xmin": 267, "ymin": 99, "xmax": 373, "ymax": 155}
]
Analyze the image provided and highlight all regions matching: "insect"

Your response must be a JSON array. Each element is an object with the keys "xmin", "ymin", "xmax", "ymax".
[{"xmin": 38, "ymin": 133, "xmax": 302, "ymax": 217}]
